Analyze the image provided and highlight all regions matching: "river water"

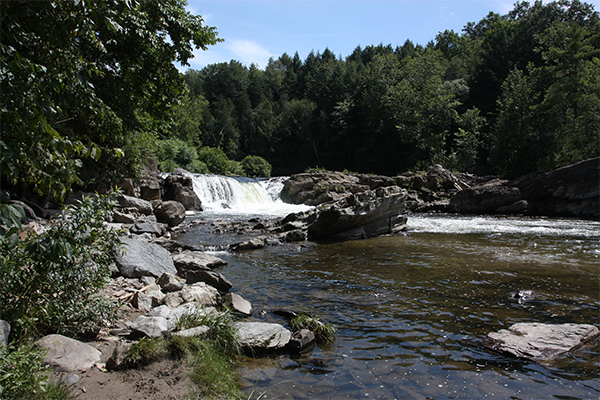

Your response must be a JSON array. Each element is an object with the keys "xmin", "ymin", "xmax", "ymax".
[{"xmin": 174, "ymin": 175, "xmax": 600, "ymax": 400}]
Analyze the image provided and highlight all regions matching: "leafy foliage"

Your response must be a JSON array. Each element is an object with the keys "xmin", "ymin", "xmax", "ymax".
[
  {"xmin": 241, "ymin": 155, "xmax": 272, "ymax": 177},
  {"xmin": 0, "ymin": 195, "xmax": 122, "ymax": 340},
  {"xmin": 0, "ymin": 0, "xmax": 221, "ymax": 199}
]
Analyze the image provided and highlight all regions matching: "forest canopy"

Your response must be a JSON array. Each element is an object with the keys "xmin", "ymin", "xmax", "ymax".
[
  {"xmin": 1, "ymin": 0, "xmax": 598, "ymax": 201},
  {"xmin": 179, "ymin": 0, "xmax": 599, "ymax": 178}
]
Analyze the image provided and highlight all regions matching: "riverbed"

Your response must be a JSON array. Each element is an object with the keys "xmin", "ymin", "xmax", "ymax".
[{"xmin": 173, "ymin": 213, "xmax": 599, "ymax": 399}]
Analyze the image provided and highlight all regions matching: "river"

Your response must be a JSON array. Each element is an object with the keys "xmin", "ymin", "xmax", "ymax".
[{"xmin": 174, "ymin": 175, "xmax": 600, "ymax": 400}]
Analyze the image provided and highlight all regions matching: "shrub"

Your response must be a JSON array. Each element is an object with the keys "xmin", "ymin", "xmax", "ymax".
[
  {"xmin": 0, "ymin": 343, "xmax": 72, "ymax": 400},
  {"xmin": 0, "ymin": 194, "xmax": 122, "ymax": 340},
  {"xmin": 241, "ymin": 155, "xmax": 272, "ymax": 178},
  {"xmin": 125, "ymin": 337, "xmax": 169, "ymax": 368},
  {"xmin": 198, "ymin": 146, "xmax": 231, "ymax": 175}
]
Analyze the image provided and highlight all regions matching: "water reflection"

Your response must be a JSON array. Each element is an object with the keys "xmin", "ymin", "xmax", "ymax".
[{"xmin": 175, "ymin": 214, "xmax": 599, "ymax": 399}]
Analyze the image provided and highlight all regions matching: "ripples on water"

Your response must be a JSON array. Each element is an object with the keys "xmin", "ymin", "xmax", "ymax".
[{"xmin": 175, "ymin": 214, "xmax": 600, "ymax": 399}]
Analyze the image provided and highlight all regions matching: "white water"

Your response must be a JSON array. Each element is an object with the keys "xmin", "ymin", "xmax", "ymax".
[
  {"xmin": 190, "ymin": 174, "xmax": 313, "ymax": 217},
  {"xmin": 407, "ymin": 213, "xmax": 600, "ymax": 238}
]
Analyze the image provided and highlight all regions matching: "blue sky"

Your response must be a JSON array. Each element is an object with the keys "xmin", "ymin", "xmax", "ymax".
[{"xmin": 183, "ymin": 0, "xmax": 600, "ymax": 71}]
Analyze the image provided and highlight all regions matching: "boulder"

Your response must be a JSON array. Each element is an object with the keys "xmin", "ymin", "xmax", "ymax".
[
  {"xmin": 139, "ymin": 177, "xmax": 162, "ymax": 201},
  {"xmin": 183, "ymin": 268, "xmax": 233, "ymax": 292},
  {"xmin": 228, "ymin": 292, "xmax": 253, "ymax": 316},
  {"xmin": 234, "ymin": 321, "xmax": 291, "ymax": 352},
  {"xmin": 127, "ymin": 316, "xmax": 176, "ymax": 338},
  {"xmin": 483, "ymin": 322, "xmax": 600, "ymax": 361},
  {"xmin": 106, "ymin": 340, "xmax": 133, "ymax": 371},
  {"xmin": 447, "ymin": 180, "xmax": 523, "ymax": 214},
  {"xmin": 172, "ymin": 250, "xmax": 228, "ymax": 272},
  {"xmin": 288, "ymin": 329, "xmax": 316, "ymax": 352},
  {"xmin": 172, "ymin": 325, "xmax": 210, "ymax": 338},
  {"xmin": 131, "ymin": 291, "xmax": 154, "ymax": 311},
  {"xmin": 154, "ymin": 201, "xmax": 186, "ymax": 227},
  {"xmin": 162, "ymin": 283, "xmax": 220, "ymax": 308},
  {"xmin": 157, "ymin": 272, "xmax": 185, "ymax": 292},
  {"xmin": 130, "ymin": 221, "xmax": 166, "ymax": 236},
  {"xmin": 512, "ymin": 157, "xmax": 599, "ymax": 218},
  {"xmin": 114, "ymin": 237, "xmax": 178, "ymax": 278},
  {"xmin": 36, "ymin": 334, "xmax": 101, "ymax": 372},
  {"xmin": 229, "ymin": 237, "xmax": 267, "ymax": 251},
  {"xmin": 116, "ymin": 179, "xmax": 135, "ymax": 196},
  {"xmin": 112, "ymin": 210, "xmax": 136, "ymax": 224},
  {"xmin": 307, "ymin": 187, "xmax": 407, "ymax": 240},
  {"xmin": 164, "ymin": 173, "xmax": 202, "ymax": 211},
  {"xmin": 115, "ymin": 194, "xmax": 153, "ymax": 215}
]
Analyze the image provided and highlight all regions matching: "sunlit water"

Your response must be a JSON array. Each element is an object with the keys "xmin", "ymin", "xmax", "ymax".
[
  {"xmin": 174, "ymin": 180, "xmax": 599, "ymax": 399},
  {"xmin": 174, "ymin": 212, "xmax": 599, "ymax": 399}
]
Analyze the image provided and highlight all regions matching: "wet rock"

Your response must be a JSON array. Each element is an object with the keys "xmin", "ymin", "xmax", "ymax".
[
  {"xmin": 228, "ymin": 292, "xmax": 253, "ymax": 316},
  {"xmin": 139, "ymin": 177, "xmax": 162, "ymax": 201},
  {"xmin": 512, "ymin": 157, "xmax": 599, "ymax": 218},
  {"xmin": 127, "ymin": 316, "xmax": 176, "ymax": 338},
  {"xmin": 114, "ymin": 237, "xmax": 177, "ymax": 278},
  {"xmin": 172, "ymin": 250, "xmax": 227, "ymax": 271},
  {"xmin": 164, "ymin": 173, "xmax": 202, "ymax": 211},
  {"xmin": 288, "ymin": 329, "xmax": 316, "ymax": 352},
  {"xmin": 36, "ymin": 334, "xmax": 101, "ymax": 372},
  {"xmin": 154, "ymin": 201, "xmax": 186, "ymax": 227},
  {"xmin": 234, "ymin": 321, "xmax": 291, "ymax": 352},
  {"xmin": 115, "ymin": 194, "xmax": 153, "ymax": 215},
  {"xmin": 483, "ymin": 322, "xmax": 600, "ymax": 361},
  {"xmin": 447, "ymin": 180, "xmax": 523, "ymax": 214},
  {"xmin": 229, "ymin": 237, "xmax": 268, "ymax": 251},
  {"xmin": 307, "ymin": 187, "xmax": 407, "ymax": 240}
]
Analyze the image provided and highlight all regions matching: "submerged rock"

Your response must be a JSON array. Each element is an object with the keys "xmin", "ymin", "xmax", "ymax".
[{"xmin": 483, "ymin": 322, "xmax": 600, "ymax": 361}]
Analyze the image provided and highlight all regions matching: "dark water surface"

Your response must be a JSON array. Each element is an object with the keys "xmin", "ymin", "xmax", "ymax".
[{"xmin": 176, "ymin": 214, "xmax": 600, "ymax": 399}]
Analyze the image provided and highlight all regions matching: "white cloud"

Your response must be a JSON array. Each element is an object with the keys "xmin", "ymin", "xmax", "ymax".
[{"xmin": 228, "ymin": 40, "xmax": 273, "ymax": 68}]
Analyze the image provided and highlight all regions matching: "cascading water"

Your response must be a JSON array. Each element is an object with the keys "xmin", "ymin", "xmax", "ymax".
[{"xmin": 190, "ymin": 174, "xmax": 312, "ymax": 217}]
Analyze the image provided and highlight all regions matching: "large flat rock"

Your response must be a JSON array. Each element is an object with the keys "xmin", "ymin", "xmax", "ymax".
[
  {"xmin": 36, "ymin": 334, "xmax": 101, "ymax": 372},
  {"xmin": 234, "ymin": 321, "xmax": 291, "ymax": 351},
  {"xmin": 114, "ymin": 237, "xmax": 177, "ymax": 278},
  {"xmin": 483, "ymin": 322, "xmax": 600, "ymax": 361}
]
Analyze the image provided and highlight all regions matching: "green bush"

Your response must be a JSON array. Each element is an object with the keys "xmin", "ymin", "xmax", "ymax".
[
  {"xmin": 198, "ymin": 146, "xmax": 231, "ymax": 175},
  {"xmin": 0, "ymin": 343, "xmax": 72, "ymax": 400},
  {"xmin": 0, "ymin": 194, "xmax": 121, "ymax": 340},
  {"xmin": 241, "ymin": 155, "xmax": 272, "ymax": 178}
]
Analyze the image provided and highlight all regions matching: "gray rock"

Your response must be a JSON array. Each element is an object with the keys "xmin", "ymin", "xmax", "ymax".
[
  {"xmin": 172, "ymin": 250, "xmax": 227, "ymax": 272},
  {"xmin": 131, "ymin": 291, "xmax": 153, "ymax": 311},
  {"xmin": 0, "ymin": 320, "xmax": 10, "ymax": 352},
  {"xmin": 157, "ymin": 272, "xmax": 185, "ymax": 292},
  {"xmin": 115, "ymin": 194, "xmax": 153, "ymax": 215},
  {"xmin": 147, "ymin": 305, "xmax": 174, "ymax": 319},
  {"xmin": 183, "ymin": 268, "xmax": 233, "ymax": 292},
  {"xmin": 171, "ymin": 326, "xmax": 210, "ymax": 338},
  {"xmin": 130, "ymin": 221, "xmax": 166, "ymax": 236},
  {"xmin": 234, "ymin": 321, "xmax": 291, "ymax": 351},
  {"xmin": 483, "ymin": 322, "xmax": 600, "ymax": 361},
  {"xmin": 154, "ymin": 201, "xmax": 186, "ymax": 227},
  {"xmin": 36, "ymin": 334, "xmax": 101, "ymax": 372},
  {"xmin": 139, "ymin": 177, "xmax": 162, "ymax": 201},
  {"xmin": 112, "ymin": 210, "xmax": 136, "ymax": 224},
  {"xmin": 164, "ymin": 173, "xmax": 202, "ymax": 211},
  {"xmin": 162, "ymin": 283, "xmax": 220, "ymax": 308},
  {"xmin": 448, "ymin": 180, "xmax": 523, "ymax": 214},
  {"xmin": 288, "ymin": 329, "xmax": 316, "ymax": 352},
  {"xmin": 229, "ymin": 238, "xmax": 267, "ymax": 251},
  {"xmin": 127, "ymin": 316, "xmax": 176, "ymax": 338},
  {"xmin": 307, "ymin": 187, "xmax": 407, "ymax": 240},
  {"xmin": 114, "ymin": 237, "xmax": 177, "ymax": 278},
  {"xmin": 228, "ymin": 293, "xmax": 253, "ymax": 316},
  {"xmin": 106, "ymin": 340, "xmax": 133, "ymax": 371}
]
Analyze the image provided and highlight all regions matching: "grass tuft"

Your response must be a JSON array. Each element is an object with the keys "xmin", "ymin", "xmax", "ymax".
[{"xmin": 290, "ymin": 313, "xmax": 337, "ymax": 343}]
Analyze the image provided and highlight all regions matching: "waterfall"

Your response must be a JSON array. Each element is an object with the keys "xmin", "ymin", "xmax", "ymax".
[{"xmin": 190, "ymin": 174, "xmax": 312, "ymax": 217}]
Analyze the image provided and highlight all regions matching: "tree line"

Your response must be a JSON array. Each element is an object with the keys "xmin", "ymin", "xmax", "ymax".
[
  {"xmin": 1, "ymin": 0, "xmax": 598, "ymax": 203},
  {"xmin": 176, "ymin": 0, "xmax": 599, "ymax": 178}
]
